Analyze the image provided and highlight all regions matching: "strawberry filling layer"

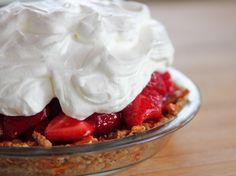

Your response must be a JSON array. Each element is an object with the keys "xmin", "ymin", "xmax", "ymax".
[{"xmin": 0, "ymin": 71, "xmax": 177, "ymax": 143}]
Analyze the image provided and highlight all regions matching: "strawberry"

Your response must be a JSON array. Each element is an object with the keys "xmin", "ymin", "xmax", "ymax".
[
  {"xmin": 0, "ymin": 116, "xmax": 3, "ymax": 140},
  {"xmin": 146, "ymin": 71, "xmax": 174, "ymax": 96},
  {"xmin": 141, "ymin": 87, "xmax": 163, "ymax": 110},
  {"xmin": 23, "ymin": 117, "xmax": 52, "ymax": 139},
  {"xmin": 21, "ymin": 98, "xmax": 62, "ymax": 139},
  {"xmin": 121, "ymin": 94, "xmax": 162, "ymax": 127},
  {"xmin": 161, "ymin": 72, "xmax": 174, "ymax": 93},
  {"xmin": 147, "ymin": 72, "xmax": 167, "ymax": 95},
  {"xmin": 45, "ymin": 113, "xmax": 94, "ymax": 142},
  {"xmin": 3, "ymin": 108, "xmax": 49, "ymax": 140},
  {"xmin": 34, "ymin": 118, "xmax": 51, "ymax": 134},
  {"xmin": 20, "ymin": 118, "xmax": 51, "ymax": 141},
  {"xmin": 87, "ymin": 113, "xmax": 123, "ymax": 137}
]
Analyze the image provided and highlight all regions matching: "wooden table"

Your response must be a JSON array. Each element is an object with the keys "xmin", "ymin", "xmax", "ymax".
[{"xmin": 114, "ymin": 1, "xmax": 236, "ymax": 175}]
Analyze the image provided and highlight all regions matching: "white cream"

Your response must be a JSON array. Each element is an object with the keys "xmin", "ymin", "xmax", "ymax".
[{"xmin": 0, "ymin": 0, "xmax": 174, "ymax": 120}]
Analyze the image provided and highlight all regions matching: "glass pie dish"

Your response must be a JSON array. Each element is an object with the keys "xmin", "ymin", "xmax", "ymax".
[{"xmin": 0, "ymin": 68, "xmax": 201, "ymax": 176}]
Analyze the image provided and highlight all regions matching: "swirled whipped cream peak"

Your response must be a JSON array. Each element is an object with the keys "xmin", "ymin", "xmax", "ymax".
[{"xmin": 0, "ymin": 0, "xmax": 174, "ymax": 120}]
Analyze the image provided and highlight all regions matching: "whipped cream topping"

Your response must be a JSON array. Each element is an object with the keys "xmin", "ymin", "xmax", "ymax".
[{"xmin": 0, "ymin": 0, "xmax": 174, "ymax": 120}]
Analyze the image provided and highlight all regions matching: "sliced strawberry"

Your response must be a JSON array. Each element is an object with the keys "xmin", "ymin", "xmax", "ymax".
[
  {"xmin": 87, "ymin": 113, "xmax": 123, "ymax": 137},
  {"xmin": 22, "ymin": 117, "xmax": 52, "ymax": 141},
  {"xmin": 34, "ymin": 118, "xmax": 51, "ymax": 134},
  {"xmin": 142, "ymin": 88, "xmax": 163, "ymax": 111},
  {"xmin": 0, "ymin": 116, "xmax": 3, "ymax": 140},
  {"xmin": 45, "ymin": 113, "xmax": 94, "ymax": 142},
  {"xmin": 146, "ymin": 71, "xmax": 175, "ymax": 96},
  {"xmin": 161, "ymin": 71, "xmax": 171, "ymax": 81},
  {"xmin": 3, "ymin": 109, "xmax": 49, "ymax": 140},
  {"xmin": 121, "ymin": 94, "xmax": 162, "ymax": 127},
  {"xmin": 20, "ymin": 118, "xmax": 50, "ymax": 141},
  {"xmin": 161, "ymin": 72, "xmax": 174, "ymax": 93},
  {"xmin": 147, "ymin": 72, "xmax": 167, "ymax": 95}
]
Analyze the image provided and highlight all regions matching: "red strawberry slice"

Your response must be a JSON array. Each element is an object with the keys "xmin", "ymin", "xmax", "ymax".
[
  {"xmin": 161, "ymin": 72, "xmax": 174, "ymax": 93},
  {"xmin": 20, "ymin": 118, "xmax": 51, "ymax": 141},
  {"xmin": 21, "ymin": 117, "xmax": 52, "ymax": 141},
  {"xmin": 87, "ymin": 113, "xmax": 123, "ymax": 137},
  {"xmin": 122, "ymin": 94, "xmax": 162, "ymax": 127},
  {"xmin": 45, "ymin": 113, "xmax": 94, "ymax": 142},
  {"xmin": 141, "ymin": 87, "xmax": 163, "ymax": 110},
  {"xmin": 147, "ymin": 72, "xmax": 167, "ymax": 95},
  {"xmin": 0, "ymin": 116, "xmax": 3, "ymax": 140},
  {"xmin": 34, "ymin": 118, "xmax": 51, "ymax": 134},
  {"xmin": 3, "ymin": 109, "xmax": 49, "ymax": 140},
  {"xmin": 146, "ymin": 71, "xmax": 175, "ymax": 96},
  {"xmin": 161, "ymin": 71, "xmax": 171, "ymax": 80}
]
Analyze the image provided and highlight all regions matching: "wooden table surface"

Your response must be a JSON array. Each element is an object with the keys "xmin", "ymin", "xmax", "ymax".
[{"xmin": 114, "ymin": 1, "xmax": 236, "ymax": 175}]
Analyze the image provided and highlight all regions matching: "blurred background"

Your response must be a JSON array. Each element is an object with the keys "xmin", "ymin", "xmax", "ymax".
[{"xmin": 116, "ymin": 0, "xmax": 236, "ymax": 175}]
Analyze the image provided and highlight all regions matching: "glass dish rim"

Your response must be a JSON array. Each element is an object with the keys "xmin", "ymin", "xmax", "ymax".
[{"xmin": 0, "ymin": 67, "xmax": 201, "ymax": 157}]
